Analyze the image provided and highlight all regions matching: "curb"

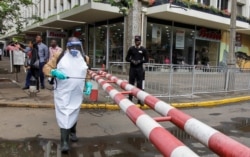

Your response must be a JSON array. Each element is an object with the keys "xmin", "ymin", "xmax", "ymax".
[
  {"xmin": 0, "ymin": 96, "xmax": 250, "ymax": 109},
  {"xmin": 171, "ymin": 96, "xmax": 250, "ymax": 108}
]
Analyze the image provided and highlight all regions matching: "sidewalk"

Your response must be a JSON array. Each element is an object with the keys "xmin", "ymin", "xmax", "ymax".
[{"xmin": 1, "ymin": 56, "xmax": 250, "ymax": 109}]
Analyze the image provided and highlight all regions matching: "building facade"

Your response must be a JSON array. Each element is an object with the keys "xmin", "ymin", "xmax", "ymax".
[{"xmin": 1, "ymin": 0, "xmax": 250, "ymax": 69}]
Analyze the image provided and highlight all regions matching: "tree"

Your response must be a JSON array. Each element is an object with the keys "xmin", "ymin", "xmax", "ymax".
[
  {"xmin": 93, "ymin": 0, "xmax": 134, "ymax": 15},
  {"xmin": 0, "ymin": 0, "xmax": 41, "ymax": 34}
]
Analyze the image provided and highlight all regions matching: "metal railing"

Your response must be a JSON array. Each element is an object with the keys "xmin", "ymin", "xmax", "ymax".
[{"xmin": 109, "ymin": 62, "xmax": 250, "ymax": 98}]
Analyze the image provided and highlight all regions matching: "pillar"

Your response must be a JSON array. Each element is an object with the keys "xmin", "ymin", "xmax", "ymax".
[{"xmin": 123, "ymin": 0, "xmax": 143, "ymax": 62}]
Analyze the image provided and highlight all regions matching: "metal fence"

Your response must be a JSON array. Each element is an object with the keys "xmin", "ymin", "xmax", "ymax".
[{"xmin": 108, "ymin": 62, "xmax": 250, "ymax": 98}]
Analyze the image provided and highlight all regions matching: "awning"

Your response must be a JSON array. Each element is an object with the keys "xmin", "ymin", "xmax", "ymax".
[
  {"xmin": 23, "ymin": 2, "xmax": 122, "ymax": 33},
  {"xmin": 146, "ymin": 4, "xmax": 249, "ymax": 31}
]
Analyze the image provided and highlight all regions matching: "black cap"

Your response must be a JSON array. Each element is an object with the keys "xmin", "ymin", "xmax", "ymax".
[{"xmin": 135, "ymin": 35, "xmax": 141, "ymax": 41}]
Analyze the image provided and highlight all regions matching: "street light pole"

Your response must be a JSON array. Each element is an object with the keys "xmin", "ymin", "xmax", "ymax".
[{"xmin": 228, "ymin": 0, "xmax": 237, "ymax": 67}]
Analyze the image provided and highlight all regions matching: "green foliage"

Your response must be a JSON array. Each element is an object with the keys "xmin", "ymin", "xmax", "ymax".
[
  {"xmin": 0, "ymin": 0, "xmax": 40, "ymax": 34},
  {"xmin": 93, "ymin": 0, "xmax": 133, "ymax": 16}
]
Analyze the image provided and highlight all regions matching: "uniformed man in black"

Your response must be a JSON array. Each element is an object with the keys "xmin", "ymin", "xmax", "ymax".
[{"xmin": 126, "ymin": 35, "xmax": 148, "ymax": 106}]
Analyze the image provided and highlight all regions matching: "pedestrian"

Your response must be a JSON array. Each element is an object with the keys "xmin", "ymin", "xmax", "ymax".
[
  {"xmin": 28, "ymin": 41, "xmax": 40, "ymax": 91},
  {"xmin": 20, "ymin": 43, "xmax": 32, "ymax": 90},
  {"xmin": 43, "ymin": 37, "xmax": 92, "ymax": 153},
  {"xmin": 164, "ymin": 55, "xmax": 170, "ymax": 64},
  {"xmin": 49, "ymin": 39, "xmax": 62, "ymax": 60},
  {"xmin": 0, "ymin": 48, "xmax": 2, "ymax": 60},
  {"xmin": 125, "ymin": 35, "xmax": 148, "ymax": 106},
  {"xmin": 36, "ymin": 35, "xmax": 49, "ymax": 89}
]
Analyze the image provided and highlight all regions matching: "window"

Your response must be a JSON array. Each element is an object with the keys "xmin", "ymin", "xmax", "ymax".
[
  {"xmin": 54, "ymin": 0, "xmax": 57, "ymax": 9},
  {"xmin": 44, "ymin": 0, "xmax": 46, "ymax": 13},
  {"xmin": 237, "ymin": 3, "xmax": 243, "ymax": 16},
  {"xmin": 198, "ymin": 0, "xmax": 210, "ymax": 6},
  {"xmin": 48, "ymin": 0, "xmax": 51, "ymax": 11},
  {"xmin": 60, "ymin": 0, "xmax": 63, "ymax": 10},
  {"xmin": 217, "ymin": 0, "xmax": 228, "ymax": 10}
]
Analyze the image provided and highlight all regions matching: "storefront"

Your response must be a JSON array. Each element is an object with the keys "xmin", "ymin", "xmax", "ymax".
[
  {"xmin": 146, "ymin": 18, "xmax": 221, "ymax": 66},
  {"xmin": 88, "ymin": 18, "xmax": 124, "ymax": 68}
]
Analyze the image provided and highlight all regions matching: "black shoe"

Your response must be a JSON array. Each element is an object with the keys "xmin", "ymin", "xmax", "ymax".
[
  {"xmin": 60, "ymin": 128, "xmax": 70, "ymax": 154},
  {"xmin": 22, "ymin": 86, "xmax": 29, "ymax": 90},
  {"xmin": 41, "ymin": 86, "xmax": 45, "ymax": 89}
]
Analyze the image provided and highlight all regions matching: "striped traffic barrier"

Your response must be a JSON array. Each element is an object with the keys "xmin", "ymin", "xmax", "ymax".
[
  {"xmin": 98, "ymin": 71, "xmax": 250, "ymax": 157},
  {"xmin": 89, "ymin": 71, "xmax": 199, "ymax": 157}
]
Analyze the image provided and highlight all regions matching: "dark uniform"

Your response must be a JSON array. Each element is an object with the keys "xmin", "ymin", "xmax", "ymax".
[{"xmin": 126, "ymin": 36, "xmax": 148, "ymax": 103}]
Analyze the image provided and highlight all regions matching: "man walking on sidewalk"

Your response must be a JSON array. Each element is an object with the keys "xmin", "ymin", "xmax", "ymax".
[
  {"xmin": 126, "ymin": 35, "xmax": 148, "ymax": 106},
  {"xmin": 36, "ymin": 35, "xmax": 49, "ymax": 89}
]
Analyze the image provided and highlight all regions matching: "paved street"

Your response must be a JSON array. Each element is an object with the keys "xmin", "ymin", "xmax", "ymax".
[{"xmin": 0, "ymin": 101, "xmax": 250, "ymax": 157}]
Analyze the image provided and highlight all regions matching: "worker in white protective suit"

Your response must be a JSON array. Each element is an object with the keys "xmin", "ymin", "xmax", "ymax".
[{"xmin": 43, "ymin": 37, "xmax": 92, "ymax": 153}]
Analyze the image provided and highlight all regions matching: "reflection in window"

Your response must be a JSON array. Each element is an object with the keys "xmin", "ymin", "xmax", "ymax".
[
  {"xmin": 146, "ymin": 23, "xmax": 172, "ymax": 64},
  {"xmin": 109, "ymin": 23, "xmax": 124, "ymax": 62},
  {"xmin": 172, "ymin": 27, "xmax": 194, "ymax": 65}
]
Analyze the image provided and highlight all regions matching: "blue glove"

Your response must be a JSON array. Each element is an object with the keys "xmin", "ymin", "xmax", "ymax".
[
  {"xmin": 50, "ymin": 69, "xmax": 67, "ymax": 80},
  {"xmin": 84, "ymin": 81, "xmax": 93, "ymax": 95}
]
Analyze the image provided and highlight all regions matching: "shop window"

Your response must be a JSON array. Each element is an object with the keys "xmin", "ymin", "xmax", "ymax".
[
  {"xmin": 146, "ymin": 23, "xmax": 172, "ymax": 64},
  {"xmin": 172, "ymin": 27, "xmax": 195, "ymax": 65},
  {"xmin": 195, "ymin": 27, "xmax": 221, "ymax": 66},
  {"xmin": 109, "ymin": 23, "xmax": 124, "ymax": 62},
  {"xmin": 88, "ymin": 20, "xmax": 124, "ymax": 68}
]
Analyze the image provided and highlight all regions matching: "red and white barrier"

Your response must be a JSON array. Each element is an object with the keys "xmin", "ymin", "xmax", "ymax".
[
  {"xmin": 98, "ymin": 71, "xmax": 250, "ymax": 157},
  {"xmin": 89, "ymin": 71, "xmax": 199, "ymax": 157}
]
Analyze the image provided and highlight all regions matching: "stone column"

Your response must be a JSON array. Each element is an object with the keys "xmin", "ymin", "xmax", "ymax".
[{"xmin": 123, "ymin": 0, "xmax": 143, "ymax": 62}]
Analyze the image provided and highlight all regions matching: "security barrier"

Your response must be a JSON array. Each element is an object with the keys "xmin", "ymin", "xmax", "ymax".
[
  {"xmin": 109, "ymin": 62, "xmax": 250, "ymax": 98},
  {"xmin": 97, "ymin": 70, "xmax": 250, "ymax": 157},
  {"xmin": 89, "ymin": 70, "xmax": 199, "ymax": 157}
]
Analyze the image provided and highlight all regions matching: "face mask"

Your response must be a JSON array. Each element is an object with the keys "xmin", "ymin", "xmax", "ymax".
[{"xmin": 69, "ymin": 49, "xmax": 79, "ymax": 57}]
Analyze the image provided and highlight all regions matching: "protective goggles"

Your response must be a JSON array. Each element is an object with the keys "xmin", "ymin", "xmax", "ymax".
[{"xmin": 67, "ymin": 41, "xmax": 82, "ymax": 51}]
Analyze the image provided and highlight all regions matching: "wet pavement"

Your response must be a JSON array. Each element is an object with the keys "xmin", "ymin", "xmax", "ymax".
[
  {"xmin": 1, "ymin": 102, "xmax": 250, "ymax": 157},
  {"xmin": 1, "ymin": 119, "xmax": 250, "ymax": 157}
]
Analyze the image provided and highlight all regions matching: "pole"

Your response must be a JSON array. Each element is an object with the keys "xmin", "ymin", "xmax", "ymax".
[
  {"xmin": 98, "ymin": 71, "xmax": 250, "ymax": 157},
  {"xmin": 228, "ymin": 0, "xmax": 237, "ymax": 67},
  {"xmin": 227, "ymin": 0, "xmax": 237, "ymax": 91},
  {"xmin": 89, "ymin": 71, "xmax": 199, "ymax": 157}
]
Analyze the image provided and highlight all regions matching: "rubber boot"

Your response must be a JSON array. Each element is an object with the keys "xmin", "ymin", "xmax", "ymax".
[
  {"xmin": 60, "ymin": 128, "xmax": 70, "ymax": 154},
  {"xmin": 70, "ymin": 123, "xmax": 78, "ymax": 142}
]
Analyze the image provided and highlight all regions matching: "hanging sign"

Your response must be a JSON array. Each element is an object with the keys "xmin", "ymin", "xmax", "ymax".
[
  {"xmin": 176, "ymin": 30, "xmax": 185, "ymax": 49},
  {"xmin": 47, "ymin": 30, "xmax": 67, "ymax": 38}
]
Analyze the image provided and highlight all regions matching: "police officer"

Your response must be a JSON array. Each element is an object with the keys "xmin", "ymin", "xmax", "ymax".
[{"xmin": 126, "ymin": 35, "xmax": 148, "ymax": 106}]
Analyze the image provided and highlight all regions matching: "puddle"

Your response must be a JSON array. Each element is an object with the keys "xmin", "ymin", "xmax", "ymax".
[
  {"xmin": 1, "ymin": 117, "xmax": 248, "ymax": 157},
  {"xmin": 0, "ymin": 78, "xmax": 11, "ymax": 82},
  {"xmin": 0, "ymin": 134, "xmax": 163, "ymax": 157},
  {"xmin": 209, "ymin": 113, "xmax": 222, "ymax": 116},
  {"xmin": 0, "ymin": 68, "xmax": 9, "ymax": 74},
  {"xmin": 0, "ymin": 79, "xmax": 18, "ymax": 88},
  {"xmin": 0, "ymin": 129, "xmax": 220, "ymax": 157}
]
